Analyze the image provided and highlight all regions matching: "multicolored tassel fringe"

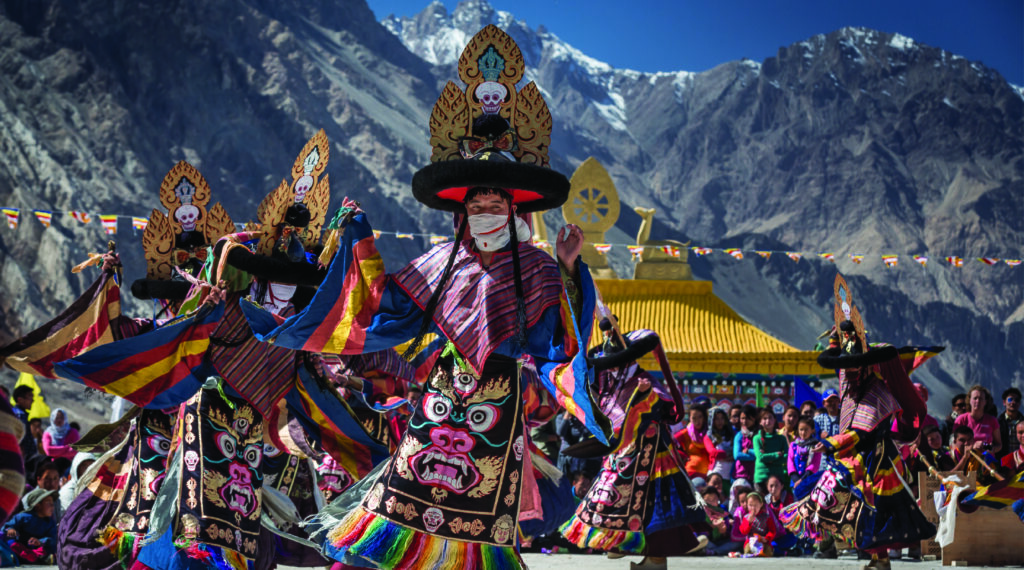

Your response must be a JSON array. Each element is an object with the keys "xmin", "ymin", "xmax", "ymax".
[
  {"xmin": 779, "ymin": 505, "xmax": 817, "ymax": 541},
  {"xmin": 98, "ymin": 526, "xmax": 142, "ymax": 567},
  {"xmin": 325, "ymin": 507, "xmax": 523, "ymax": 569},
  {"xmin": 170, "ymin": 535, "xmax": 253, "ymax": 570},
  {"xmin": 559, "ymin": 517, "xmax": 645, "ymax": 553}
]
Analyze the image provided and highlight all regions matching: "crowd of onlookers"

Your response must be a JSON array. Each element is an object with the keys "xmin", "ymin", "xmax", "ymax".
[
  {"xmin": 529, "ymin": 382, "xmax": 1024, "ymax": 558},
  {"xmin": 0, "ymin": 379, "xmax": 1020, "ymax": 563},
  {"xmin": 0, "ymin": 385, "xmax": 89, "ymax": 566}
]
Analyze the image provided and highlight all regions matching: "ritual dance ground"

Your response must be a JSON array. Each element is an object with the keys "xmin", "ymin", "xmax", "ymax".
[{"xmin": 31, "ymin": 554, "xmax": 1011, "ymax": 569}]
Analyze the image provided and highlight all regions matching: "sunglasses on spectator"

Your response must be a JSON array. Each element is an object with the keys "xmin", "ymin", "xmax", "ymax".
[
  {"xmin": 954, "ymin": 401, "xmax": 966, "ymax": 408},
  {"xmin": 1007, "ymin": 397, "xmax": 1019, "ymax": 403}
]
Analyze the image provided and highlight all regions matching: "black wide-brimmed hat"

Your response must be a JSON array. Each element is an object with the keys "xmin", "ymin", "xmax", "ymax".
[
  {"xmin": 588, "ymin": 329, "xmax": 661, "ymax": 372},
  {"xmin": 411, "ymin": 151, "xmax": 569, "ymax": 214}
]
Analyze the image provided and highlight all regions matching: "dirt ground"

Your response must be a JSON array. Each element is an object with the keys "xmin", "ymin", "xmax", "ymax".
[{"xmin": 31, "ymin": 552, "xmax": 1016, "ymax": 569}]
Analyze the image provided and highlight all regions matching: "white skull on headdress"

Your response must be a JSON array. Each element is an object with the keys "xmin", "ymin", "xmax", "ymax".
[
  {"xmin": 475, "ymin": 81, "xmax": 508, "ymax": 115},
  {"xmin": 175, "ymin": 205, "xmax": 200, "ymax": 232},
  {"xmin": 293, "ymin": 147, "xmax": 320, "ymax": 202}
]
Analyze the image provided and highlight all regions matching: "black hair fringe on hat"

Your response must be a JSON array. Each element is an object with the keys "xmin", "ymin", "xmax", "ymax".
[
  {"xmin": 403, "ymin": 215, "xmax": 470, "ymax": 360},
  {"xmin": 817, "ymin": 345, "xmax": 898, "ymax": 369},
  {"xmin": 508, "ymin": 211, "xmax": 527, "ymax": 350},
  {"xmin": 130, "ymin": 279, "xmax": 192, "ymax": 301}
]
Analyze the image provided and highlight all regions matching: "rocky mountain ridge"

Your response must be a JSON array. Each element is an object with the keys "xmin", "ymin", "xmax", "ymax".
[
  {"xmin": 0, "ymin": 0, "xmax": 1020, "ymax": 423},
  {"xmin": 383, "ymin": 0, "xmax": 1024, "ymax": 408}
]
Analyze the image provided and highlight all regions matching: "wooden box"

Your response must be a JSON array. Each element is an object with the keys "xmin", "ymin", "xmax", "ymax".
[
  {"xmin": 918, "ymin": 470, "xmax": 1024, "ymax": 566},
  {"xmin": 918, "ymin": 470, "xmax": 975, "ymax": 560}
]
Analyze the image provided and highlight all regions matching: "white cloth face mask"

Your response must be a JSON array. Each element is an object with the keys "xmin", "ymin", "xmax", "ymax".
[{"xmin": 467, "ymin": 213, "xmax": 530, "ymax": 252}]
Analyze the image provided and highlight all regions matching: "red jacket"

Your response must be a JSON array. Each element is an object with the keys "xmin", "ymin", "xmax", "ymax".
[{"xmin": 738, "ymin": 511, "xmax": 777, "ymax": 543}]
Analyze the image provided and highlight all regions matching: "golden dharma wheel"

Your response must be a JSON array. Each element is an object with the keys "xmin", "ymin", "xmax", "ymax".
[{"xmin": 563, "ymin": 157, "xmax": 620, "ymax": 234}]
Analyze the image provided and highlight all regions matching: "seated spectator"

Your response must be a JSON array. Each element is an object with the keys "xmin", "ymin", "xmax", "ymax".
[
  {"xmin": 27, "ymin": 419, "xmax": 43, "ymax": 458},
  {"xmin": 41, "ymin": 409, "xmax": 79, "ymax": 460},
  {"xmin": 733, "ymin": 492, "xmax": 776, "ymax": 557},
  {"xmin": 569, "ymin": 470, "xmax": 593, "ymax": 503},
  {"xmin": 705, "ymin": 472, "xmax": 726, "ymax": 498},
  {"xmin": 58, "ymin": 453, "xmax": 97, "ymax": 512},
  {"xmin": 10, "ymin": 386, "xmax": 36, "ymax": 460},
  {"xmin": 788, "ymin": 417, "xmax": 822, "ymax": 492},
  {"xmin": 728, "ymin": 480, "xmax": 753, "ymax": 514},
  {"xmin": 25, "ymin": 461, "xmax": 63, "ymax": 525},
  {"xmin": 765, "ymin": 475, "xmax": 793, "ymax": 517},
  {"xmin": 728, "ymin": 482, "xmax": 754, "ymax": 550},
  {"xmin": 3, "ymin": 488, "xmax": 57, "ymax": 564},
  {"xmin": 999, "ymin": 387, "xmax": 1022, "ymax": 460},
  {"xmin": 950, "ymin": 425, "xmax": 978, "ymax": 473},
  {"xmin": 765, "ymin": 475, "xmax": 798, "ymax": 555},
  {"xmin": 674, "ymin": 404, "xmax": 711, "ymax": 478},
  {"xmin": 1001, "ymin": 421, "xmax": 1024, "ymax": 473},
  {"xmin": 917, "ymin": 425, "xmax": 955, "ymax": 472},
  {"xmin": 954, "ymin": 385, "xmax": 1002, "ymax": 455},
  {"xmin": 691, "ymin": 476, "xmax": 707, "ymax": 493},
  {"xmin": 941, "ymin": 393, "xmax": 967, "ymax": 443},
  {"xmin": 703, "ymin": 487, "xmax": 740, "ymax": 555}
]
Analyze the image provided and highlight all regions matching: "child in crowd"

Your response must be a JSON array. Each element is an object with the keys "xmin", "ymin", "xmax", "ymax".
[
  {"xmin": 918, "ymin": 424, "xmax": 955, "ymax": 471},
  {"xmin": 765, "ymin": 475, "xmax": 794, "ymax": 518},
  {"xmin": 3, "ymin": 488, "xmax": 57, "ymax": 564},
  {"xmin": 778, "ymin": 406, "xmax": 800, "ymax": 443},
  {"xmin": 951, "ymin": 425, "xmax": 978, "ymax": 472},
  {"xmin": 707, "ymin": 407, "xmax": 735, "ymax": 487},
  {"xmin": 753, "ymin": 409, "xmax": 788, "ymax": 494},
  {"xmin": 765, "ymin": 475, "xmax": 799, "ymax": 555},
  {"xmin": 1001, "ymin": 421, "xmax": 1024, "ymax": 473},
  {"xmin": 705, "ymin": 472, "xmax": 726, "ymax": 498},
  {"xmin": 728, "ymin": 483, "xmax": 754, "ymax": 546},
  {"xmin": 733, "ymin": 405, "xmax": 759, "ymax": 483},
  {"xmin": 570, "ymin": 470, "xmax": 593, "ymax": 503},
  {"xmin": 703, "ymin": 487, "xmax": 741, "ymax": 555},
  {"xmin": 732, "ymin": 492, "xmax": 777, "ymax": 557},
  {"xmin": 788, "ymin": 417, "xmax": 823, "ymax": 493},
  {"xmin": 799, "ymin": 401, "xmax": 817, "ymax": 419}
]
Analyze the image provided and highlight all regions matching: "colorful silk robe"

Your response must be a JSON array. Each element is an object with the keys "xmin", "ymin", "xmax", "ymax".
[
  {"xmin": 243, "ymin": 212, "xmax": 607, "ymax": 443},
  {"xmin": 246, "ymin": 213, "xmax": 605, "ymax": 569}
]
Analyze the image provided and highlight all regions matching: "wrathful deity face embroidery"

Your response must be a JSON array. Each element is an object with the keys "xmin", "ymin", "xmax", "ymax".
[
  {"xmin": 362, "ymin": 352, "xmax": 526, "ymax": 547},
  {"xmin": 203, "ymin": 406, "xmax": 263, "ymax": 518},
  {"xmin": 316, "ymin": 455, "xmax": 354, "ymax": 501},
  {"xmin": 406, "ymin": 372, "xmax": 512, "ymax": 497},
  {"xmin": 175, "ymin": 389, "xmax": 265, "ymax": 557}
]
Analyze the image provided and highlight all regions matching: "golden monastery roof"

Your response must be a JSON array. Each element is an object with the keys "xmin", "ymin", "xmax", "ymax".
[{"xmin": 592, "ymin": 278, "xmax": 830, "ymax": 376}]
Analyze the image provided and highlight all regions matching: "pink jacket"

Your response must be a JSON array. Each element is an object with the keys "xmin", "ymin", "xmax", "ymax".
[{"xmin": 41, "ymin": 429, "xmax": 80, "ymax": 459}]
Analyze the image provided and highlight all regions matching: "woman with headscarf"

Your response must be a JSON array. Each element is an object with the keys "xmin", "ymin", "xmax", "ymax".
[
  {"xmin": 57, "ymin": 452, "xmax": 97, "ymax": 512},
  {"xmin": 41, "ymin": 409, "xmax": 79, "ymax": 460},
  {"xmin": 706, "ymin": 406, "xmax": 735, "ymax": 488}
]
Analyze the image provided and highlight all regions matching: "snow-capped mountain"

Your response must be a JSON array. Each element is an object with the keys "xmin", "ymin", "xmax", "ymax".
[
  {"xmin": 384, "ymin": 1, "xmax": 1023, "ymax": 405},
  {"xmin": 0, "ymin": 0, "xmax": 1020, "ymax": 419}
]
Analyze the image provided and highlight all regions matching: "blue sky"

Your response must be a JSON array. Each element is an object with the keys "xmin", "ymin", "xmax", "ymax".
[{"xmin": 367, "ymin": 0, "xmax": 1024, "ymax": 85}]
